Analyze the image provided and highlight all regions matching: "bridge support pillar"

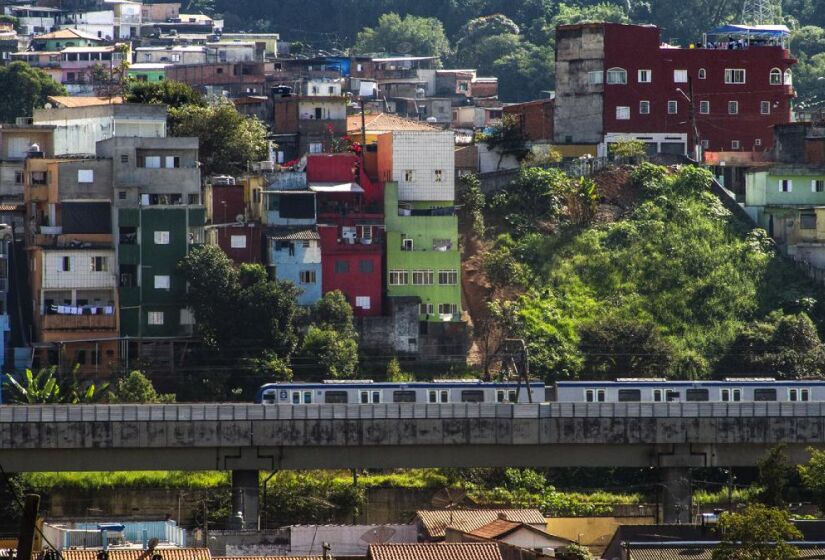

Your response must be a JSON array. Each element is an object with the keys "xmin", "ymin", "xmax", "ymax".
[
  {"xmin": 230, "ymin": 469, "xmax": 259, "ymax": 530},
  {"xmin": 661, "ymin": 467, "xmax": 691, "ymax": 524}
]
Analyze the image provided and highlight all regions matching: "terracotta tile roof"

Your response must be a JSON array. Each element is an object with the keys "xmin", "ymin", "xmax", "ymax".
[
  {"xmin": 59, "ymin": 548, "xmax": 212, "ymax": 560},
  {"xmin": 369, "ymin": 543, "xmax": 502, "ymax": 560},
  {"xmin": 346, "ymin": 113, "xmax": 440, "ymax": 134},
  {"xmin": 467, "ymin": 519, "xmax": 523, "ymax": 540},
  {"xmin": 0, "ymin": 203, "xmax": 23, "ymax": 212},
  {"xmin": 268, "ymin": 227, "xmax": 320, "ymax": 241},
  {"xmin": 35, "ymin": 28, "xmax": 101, "ymax": 41},
  {"xmin": 46, "ymin": 96, "xmax": 123, "ymax": 108},
  {"xmin": 416, "ymin": 510, "xmax": 546, "ymax": 539},
  {"xmin": 219, "ymin": 557, "xmax": 321, "ymax": 560},
  {"xmin": 627, "ymin": 544, "xmax": 825, "ymax": 560}
]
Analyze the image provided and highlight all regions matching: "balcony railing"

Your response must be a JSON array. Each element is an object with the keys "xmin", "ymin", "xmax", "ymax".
[{"xmin": 42, "ymin": 313, "xmax": 116, "ymax": 331}]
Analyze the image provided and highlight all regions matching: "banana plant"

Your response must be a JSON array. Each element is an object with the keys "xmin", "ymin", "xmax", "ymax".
[{"xmin": 5, "ymin": 367, "xmax": 109, "ymax": 404}]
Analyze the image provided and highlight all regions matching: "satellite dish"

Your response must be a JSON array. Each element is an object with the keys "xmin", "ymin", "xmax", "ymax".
[
  {"xmin": 44, "ymin": 103, "xmax": 53, "ymax": 109},
  {"xmin": 360, "ymin": 526, "xmax": 396, "ymax": 545},
  {"xmin": 431, "ymin": 488, "xmax": 468, "ymax": 510}
]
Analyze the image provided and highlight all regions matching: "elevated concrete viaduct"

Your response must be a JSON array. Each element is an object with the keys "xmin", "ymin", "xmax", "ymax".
[{"xmin": 2, "ymin": 402, "xmax": 825, "ymax": 527}]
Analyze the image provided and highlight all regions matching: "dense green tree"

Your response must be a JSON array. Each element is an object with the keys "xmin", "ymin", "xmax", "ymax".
[
  {"xmin": 299, "ymin": 326, "xmax": 359, "ymax": 379},
  {"xmin": 798, "ymin": 447, "xmax": 825, "ymax": 514},
  {"xmin": 125, "ymin": 80, "xmax": 206, "ymax": 108},
  {"xmin": 169, "ymin": 100, "xmax": 268, "ymax": 175},
  {"xmin": 312, "ymin": 290, "xmax": 356, "ymax": 338},
  {"xmin": 578, "ymin": 316, "xmax": 674, "ymax": 379},
  {"xmin": 757, "ymin": 444, "xmax": 792, "ymax": 508},
  {"xmin": 712, "ymin": 504, "xmax": 801, "ymax": 560},
  {"xmin": 490, "ymin": 166, "xmax": 567, "ymax": 234},
  {"xmin": 0, "ymin": 62, "xmax": 66, "ymax": 123},
  {"xmin": 110, "ymin": 371, "xmax": 176, "ymax": 403},
  {"xmin": 354, "ymin": 13, "xmax": 450, "ymax": 60},
  {"xmin": 386, "ymin": 357, "xmax": 414, "ymax": 381}
]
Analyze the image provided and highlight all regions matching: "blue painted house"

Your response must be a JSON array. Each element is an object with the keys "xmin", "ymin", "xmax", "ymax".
[{"xmin": 267, "ymin": 228, "xmax": 322, "ymax": 306}]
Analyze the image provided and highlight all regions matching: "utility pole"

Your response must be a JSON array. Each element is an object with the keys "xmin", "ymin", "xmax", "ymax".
[
  {"xmin": 688, "ymin": 76, "xmax": 700, "ymax": 161},
  {"xmin": 16, "ymin": 494, "xmax": 39, "ymax": 560}
]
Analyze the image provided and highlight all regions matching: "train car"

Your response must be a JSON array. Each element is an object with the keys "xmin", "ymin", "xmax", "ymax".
[
  {"xmin": 256, "ymin": 379, "xmax": 546, "ymax": 405},
  {"xmin": 555, "ymin": 378, "xmax": 825, "ymax": 403}
]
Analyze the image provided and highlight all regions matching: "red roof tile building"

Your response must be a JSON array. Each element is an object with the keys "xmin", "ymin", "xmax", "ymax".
[{"xmin": 368, "ymin": 543, "xmax": 503, "ymax": 560}]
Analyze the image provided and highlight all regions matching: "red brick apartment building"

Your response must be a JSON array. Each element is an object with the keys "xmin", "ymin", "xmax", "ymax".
[{"xmin": 553, "ymin": 23, "xmax": 796, "ymax": 157}]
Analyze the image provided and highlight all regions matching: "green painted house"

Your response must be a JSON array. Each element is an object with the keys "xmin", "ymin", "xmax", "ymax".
[
  {"xmin": 127, "ymin": 63, "xmax": 168, "ymax": 82},
  {"xmin": 384, "ymin": 181, "xmax": 461, "ymax": 322}
]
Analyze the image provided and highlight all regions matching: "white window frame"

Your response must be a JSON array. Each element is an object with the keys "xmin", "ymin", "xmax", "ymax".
[
  {"xmin": 299, "ymin": 270, "xmax": 316, "ymax": 284},
  {"xmin": 90, "ymin": 256, "xmax": 108, "ymax": 272},
  {"xmin": 731, "ymin": 140, "xmax": 741, "ymax": 150},
  {"xmin": 230, "ymin": 235, "xmax": 247, "ymax": 248},
  {"xmin": 404, "ymin": 170, "xmax": 414, "ymax": 182},
  {"xmin": 77, "ymin": 169, "xmax": 94, "ymax": 183},
  {"xmin": 724, "ymin": 68, "xmax": 746, "ymax": 84},
  {"xmin": 428, "ymin": 389, "xmax": 449, "ymax": 403},
  {"xmin": 434, "ymin": 169, "xmax": 443, "ymax": 182},
  {"xmin": 699, "ymin": 100, "xmax": 710, "ymax": 114},
  {"xmin": 438, "ymin": 303, "xmax": 458, "ymax": 315},
  {"xmin": 780, "ymin": 179, "xmax": 793, "ymax": 193},
  {"xmin": 438, "ymin": 269, "xmax": 458, "ymax": 285},
  {"xmin": 401, "ymin": 238, "xmax": 413, "ymax": 251},
  {"xmin": 154, "ymin": 231, "xmax": 170, "ymax": 245},
  {"xmin": 653, "ymin": 389, "xmax": 663, "ymax": 402},
  {"xmin": 355, "ymin": 296, "xmax": 371, "ymax": 309},
  {"xmin": 813, "ymin": 179, "xmax": 825, "ymax": 193},
  {"xmin": 587, "ymin": 70, "xmax": 604, "ymax": 85},
  {"xmin": 770, "ymin": 68, "xmax": 782, "ymax": 85},
  {"xmin": 728, "ymin": 101, "xmax": 739, "ymax": 115},
  {"xmin": 411, "ymin": 269, "xmax": 433, "ymax": 285},
  {"xmin": 606, "ymin": 67, "xmax": 627, "ymax": 85},
  {"xmin": 308, "ymin": 142, "xmax": 323, "ymax": 154},
  {"xmin": 698, "ymin": 68, "xmax": 706, "ymax": 80},
  {"xmin": 616, "ymin": 106, "xmax": 630, "ymax": 120},
  {"xmin": 147, "ymin": 311, "xmax": 164, "ymax": 325},
  {"xmin": 784, "ymin": 69, "xmax": 793, "ymax": 86},
  {"xmin": 420, "ymin": 303, "xmax": 434, "ymax": 315},
  {"xmin": 154, "ymin": 275, "xmax": 170, "ymax": 290},
  {"xmin": 637, "ymin": 69, "xmax": 651, "ymax": 83},
  {"xmin": 585, "ymin": 389, "xmax": 606, "ymax": 403},
  {"xmin": 667, "ymin": 100, "xmax": 678, "ymax": 115},
  {"xmin": 755, "ymin": 139, "xmax": 762, "ymax": 147},
  {"xmin": 673, "ymin": 69, "xmax": 688, "ymax": 83},
  {"xmin": 639, "ymin": 101, "xmax": 650, "ymax": 115},
  {"xmin": 761, "ymin": 101, "xmax": 771, "ymax": 115},
  {"xmin": 144, "ymin": 155, "xmax": 161, "ymax": 169},
  {"xmin": 389, "ymin": 270, "xmax": 408, "ymax": 285}
]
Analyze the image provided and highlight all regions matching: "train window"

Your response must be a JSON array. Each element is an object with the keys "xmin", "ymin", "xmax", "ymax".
[
  {"xmin": 789, "ymin": 389, "xmax": 810, "ymax": 402},
  {"xmin": 497, "ymin": 390, "xmax": 505, "ymax": 402},
  {"xmin": 303, "ymin": 391, "xmax": 312, "ymax": 404},
  {"xmin": 325, "ymin": 391, "xmax": 348, "ymax": 404},
  {"xmin": 371, "ymin": 391, "xmax": 381, "ymax": 403},
  {"xmin": 461, "ymin": 390, "xmax": 485, "ymax": 402},
  {"xmin": 585, "ymin": 389, "xmax": 606, "ymax": 402},
  {"xmin": 393, "ymin": 390, "xmax": 416, "ymax": 403},
  {"xmin": 721, "ymin": 389, "xmax": 742, "ymax": 402},
  {"xmin": 428, "ymin": 390, "xmax": 449, "ymax": 403},
  {"xmin": 666, "ymin": 390, "xmax": 680, "ymax": 402},
  {"xmin": 509, "ymin": 390, "xmax": 517, "ymax": 402},
  {"xmin": 291, "ymin": 391, "xmax": 301, "ymax": 404},
  {"xmin": 360, "ymin": 391, "xmax": 369, "ymax": 404},
  {"xmin": 803, "ymin": 389, "xmax": 810, "ymax": 401},
  {"xmin": 686, "ymin": 389, "xmax": 709, "ymax": 402},
  {"xmin": 262, "ymin": 390, "xmax": 276, "ymax": 404},
  {"xmin": 789, "ymin": 389, "xmax": 798, "ymax": 402},
  {"xmin": 653, "ymin": 389, "xmax": 663, "ymax": 402},
  {"xmin": 618, "ymin": 389, "xmax": 641, "ymax": 402},
  {"xmin": 754, "ymin": 388, "xmax": 777, "ymax": 401}
]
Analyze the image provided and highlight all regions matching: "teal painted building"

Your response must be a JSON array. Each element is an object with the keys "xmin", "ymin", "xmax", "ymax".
[
  {"xmin": 128, "ymin": 63, "xmax": 168, "ymax": 82},
  {"xmin": 384, "ymin": 181, "xmax": 461, "ymax": 322}
]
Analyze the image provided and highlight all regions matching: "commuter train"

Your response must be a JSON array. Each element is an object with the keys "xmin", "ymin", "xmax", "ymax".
[{"xmin": 256, "ymin": 378, "xmax": 825, "ymax": 405}]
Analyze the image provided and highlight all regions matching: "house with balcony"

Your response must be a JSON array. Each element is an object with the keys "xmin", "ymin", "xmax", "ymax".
[
  {"xmin": 24, "ymin": 156, "xmax": 120, "ymax": 374},
  {"xmin": 4, "ymin": 5, "xmax": 62, "ymax": 36},
  {"xmin": 59, "ymin": 44, "xmax": 129, "ymax": 85},
  {"xmin": 8, "ymin": 51, "xmax": 63, "ymax": 82},
  {"xmin": 31, "ymin": 28, "xmax": 105, "ymax": 51},
  {"xmin": 96, "ymin": 135, "xmax": 203, "ymax": 345},
  {"xmin": 310, "ymin": 153, "xmax": 384, "ymax": 316},
  {"xmin": 377, "ymin": 131, "xmax": 462, "ymax": 324},
  {"xmin": 0, "ymin": 124, "xmax": 54, "ymax": 208},
  {"xmin": 262, "ymin": 171, "xmax": 321, "ymax": 305},
  {"xmin": 271, "ymin": 92, "xmax": 348, "ymax": 160},
  {"xmin": 133, "ymin": 45, "xmax": 207, "ymax": 66},
  {"xmin": 56, "ymin": 11, "xmax": 117, "ymax": 42},
  {"xmin": 103, "ymin": 0, "xmax": 142, "ymax": 40}
]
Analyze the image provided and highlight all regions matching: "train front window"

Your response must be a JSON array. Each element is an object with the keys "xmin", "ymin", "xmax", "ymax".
[
  {"xmin": 754, "ymin": 388, "xmax": 777, "ymax": 401},
  {"xmin": 262, "ymin": 390, "xmax": 276, "ymax": 404},
  {"xmin": 461, "ymin": 390, "xmax": 484, "ymax": 403},
  {"xmin": 618, "ymin": 389, "xmax": 641, "ymax": 402},
  {"xmin": 393, "ymin": 390, "xmax": 416, "ymax": 403},
  {"xmin": 686, "ymin": 389, "xmax": 709, "ymax": 402},
  {"xmin": 325, "ymin": 391, "xmax": 348, "ymax": 404}
]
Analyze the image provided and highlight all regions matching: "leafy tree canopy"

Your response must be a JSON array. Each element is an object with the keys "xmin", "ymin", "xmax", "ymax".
[
  {"xmin": 712, "ymin": 504, "xmax": 801, "ymax": 560},
  {"xmin": 299, "ymin": 325, "xmax": 359, "ymax": 379},
  {"xmin": 799, "ymin": 447, "xmax": 825, "ymax": 515},
  {"xmin": 169, "ymin": 99, "xmax": 268, "ymax": 176},
  {"xmin": 0, "ymin": 62, "xmax": 66, "ymax": 123},
  {"xmin": 354, "ymin": 13, "xmax": 451, "ymax": 61},
  {"xmin": 110, "ymin": 371, "xmax": 176, "ymax": 403},
  {"xmin": 125, "ymin": 80, "xmax": 206, "ymax": 109}
]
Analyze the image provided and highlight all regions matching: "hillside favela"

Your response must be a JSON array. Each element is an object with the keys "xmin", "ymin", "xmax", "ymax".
[{"xmin": 7, "ymin": 0, "xmax": 825, "ymax": 558}]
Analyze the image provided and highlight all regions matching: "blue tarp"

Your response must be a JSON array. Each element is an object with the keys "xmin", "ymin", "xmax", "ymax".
[{"xmin": 709, "ymin": 24, "xmax": 790, "ymax": 37}]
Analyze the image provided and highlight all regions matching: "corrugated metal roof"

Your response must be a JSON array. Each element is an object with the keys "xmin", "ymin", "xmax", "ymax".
[
  {"xmin": 369, "ymin": 543, "xmax": 501, "ymax": 560},
  {"xmin": 416, "ymin": 510, "xmax": 546, "ymax": 539}
]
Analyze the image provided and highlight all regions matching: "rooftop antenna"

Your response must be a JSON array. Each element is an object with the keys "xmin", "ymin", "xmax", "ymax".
[{"xmin": 741, "ymin": 0, "xmax": 781, "ymax": 25}]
